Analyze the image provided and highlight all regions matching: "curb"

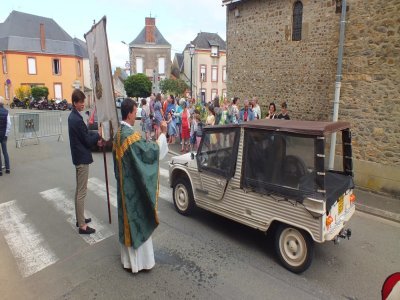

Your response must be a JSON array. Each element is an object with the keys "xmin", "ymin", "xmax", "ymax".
[{"xmin": 355, "ymin": 203, "xmax": 400, "ymax": 223}]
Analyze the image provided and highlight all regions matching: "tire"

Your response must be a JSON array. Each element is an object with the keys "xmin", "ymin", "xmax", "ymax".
[
  {"xmin": 274, "ymin": 224, "xmax": 314, "ymax": 273},
  {"xmin": 10, "ymin": 103, "xmax": 15, "ymax": 109},
  {"xmin": 173, "ymin": 177, "xmax": 195, "ymax": 215}
]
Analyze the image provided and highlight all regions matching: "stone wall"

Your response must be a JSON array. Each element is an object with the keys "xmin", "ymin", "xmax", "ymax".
[
  {"xmin": 225, "ymin": 0, "xmax": 400, "ymax": 195},
  {"xmin": 130, "ymin": 47, "xmax": 171, "ymax": 78}
]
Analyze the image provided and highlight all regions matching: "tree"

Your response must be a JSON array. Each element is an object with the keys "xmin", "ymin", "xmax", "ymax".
[
  {"xmin": 31, "ymin": 86, "xmax": 49, "ymax": 100},
  {"xmin": 15, "ymin": 85, "xmax": 31, "ymax": 99},
  {"xmin": 124, "ymin": 74, "xmax": 152, "ymax": 98},
  {"xmin": 159, "ymin": 78, "xmax": 188, "ymax": 96}
]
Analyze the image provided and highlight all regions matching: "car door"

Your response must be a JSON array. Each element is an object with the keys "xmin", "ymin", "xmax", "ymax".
[{"xmin": 196, "ymin": 127, "xmax": 240, "ymax": 201}]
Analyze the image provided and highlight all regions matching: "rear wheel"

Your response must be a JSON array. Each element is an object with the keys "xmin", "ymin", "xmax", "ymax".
[
  {"xmin": 274, "ymin": 224, "xmax": 314, "ymax": 273},
  {"xmin": 173, "ymin": 177, "xmax": 195, "ymax": 215}
]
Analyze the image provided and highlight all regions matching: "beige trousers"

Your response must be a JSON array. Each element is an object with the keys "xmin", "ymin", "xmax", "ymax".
[{"xmin": 75, "ymin": 164, "xmax": 89, "ymax": 227}]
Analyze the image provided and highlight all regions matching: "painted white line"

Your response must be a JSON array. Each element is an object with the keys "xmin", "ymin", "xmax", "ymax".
[
  {"xmin": 88, "ymin": 177, "xmax": 117, "ymax": 208},
  {"xmin": 159, "ymin": 167, "xmax": 169, "ymax": 178},
  {"xmin": 159, "ymin": 185, "xmax": 172, "ymax": 203},
  {"xmin": 0, "ymin": 200, "xmax": 59, "ymax": 278},
  {"xmin": 39, "ymin": 188, "xmax": 113, "ymax": 245}
]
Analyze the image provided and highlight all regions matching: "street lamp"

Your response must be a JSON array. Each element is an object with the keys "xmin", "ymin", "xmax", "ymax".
[
  {"xmin": 121, "ymin": 41, "xmax": 131, "ymax": 75},
  {"xmin": 189, "ymin": 43, "xmax": 195, "ymax": 99}
]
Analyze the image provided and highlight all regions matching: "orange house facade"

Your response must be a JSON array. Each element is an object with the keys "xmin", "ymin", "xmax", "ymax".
[
  {"xmin": 0, "ymin": 11, "xmax": 87, "ymax": 103},
  {"xmin": 2, "ymin": 51, "xmax": 83, "ymax": 102}
]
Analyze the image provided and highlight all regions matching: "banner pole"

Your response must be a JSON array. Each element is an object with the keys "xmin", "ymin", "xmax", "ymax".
[{"xmin": 102, "ymin": 141, "xmax": 112, "ymax": 224}]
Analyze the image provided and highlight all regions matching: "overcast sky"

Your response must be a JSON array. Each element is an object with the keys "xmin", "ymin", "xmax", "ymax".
[{"xmin": 1, "ymin": 0, "xmax": 227, "ymax": 69}]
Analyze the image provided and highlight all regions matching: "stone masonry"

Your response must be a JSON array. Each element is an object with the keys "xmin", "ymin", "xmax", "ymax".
[{"xmin": 225, "ymin": 0, "xmax": 400, "ymax": 195}]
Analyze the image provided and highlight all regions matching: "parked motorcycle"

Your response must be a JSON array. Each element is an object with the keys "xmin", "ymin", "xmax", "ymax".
[
  {"xmin": 37, "ymin": 98, "xmax": 50, "ymax": 110},
  {"xmin": 54, "ymin": 99, "xmax": 68, "ymax": 110},
  {"xmin": 10, "ymin": 97, "xmax": 28, "ymax": 109},
  {"xmin": 29, "ymin": 98, "xmax": 41, "ymax": 109}
]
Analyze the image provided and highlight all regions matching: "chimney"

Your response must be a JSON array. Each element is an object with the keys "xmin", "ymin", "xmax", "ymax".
[
  {"xmin": 145, "ymin": 17, "xmax": 155, "ymax": 43},
  {"xmin": 40, "ymin": 23, "xmax": 46, "ymax": 51}
]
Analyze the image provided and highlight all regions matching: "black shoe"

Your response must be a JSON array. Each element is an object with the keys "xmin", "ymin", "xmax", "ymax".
[
  {"xmin": 79, "ymin": 226, "xmax": 96, "ymax": 234},
  {"xmin": 76, "ymin": 218, "xmax": 92, "ymax": 227},
  {"xmin": 5, "ymin": 169, "xmax": 10, "ymax": 174}
]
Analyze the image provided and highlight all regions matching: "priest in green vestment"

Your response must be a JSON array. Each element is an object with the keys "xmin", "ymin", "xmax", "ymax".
[{"xmin": 113, "ymin": 98, "xmax": 164, "ymax": 273}]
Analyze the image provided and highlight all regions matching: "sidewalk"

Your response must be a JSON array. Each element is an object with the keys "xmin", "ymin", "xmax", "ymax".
[{"xmin": 166, "ymin": 141, "xmax": 400, "ymax": 223}]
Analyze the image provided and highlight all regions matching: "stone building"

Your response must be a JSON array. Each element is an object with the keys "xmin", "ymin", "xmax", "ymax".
[
  {"xmin": 127, "ymin": 17, "xmax": 171, "ymax": 93},
  {"xmin": 222, "ymin": 0, "xmax": 400, "ymax": 195}
]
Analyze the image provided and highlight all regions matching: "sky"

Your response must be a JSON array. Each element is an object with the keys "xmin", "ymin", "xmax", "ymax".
[{"xmin": 1, "ymin": 0, "xmax": 227, "ymax": 70}]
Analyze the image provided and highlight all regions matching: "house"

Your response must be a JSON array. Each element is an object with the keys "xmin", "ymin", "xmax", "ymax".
[
  {"xmin": 221, "ymin": 0, "xmax": 400, "ymax": 195},
  {"xmin": 113, "ymin": 67, "xmax": 128, "ymax": 98},
  {"xmin": 182, "ymin": 32, "xmax": 227, "ymax": 102},
  {"xmin": 0, "ymin": 11, "xmax": 87, "ymax": 102},
  {"xmin": 127, "ymin": 17, "xmax": 171, "ymax": 93}
]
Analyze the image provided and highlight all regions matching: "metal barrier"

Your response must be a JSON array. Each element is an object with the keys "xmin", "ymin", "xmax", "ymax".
[{"xmin": 12, "ymin": 111, "xmax": 63, "ymax": 148}]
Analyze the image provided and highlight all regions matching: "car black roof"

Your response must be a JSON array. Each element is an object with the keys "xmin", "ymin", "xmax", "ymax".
[{"xmin": 205, "ymin": 119, "xmax": 351, "ymax": 136}]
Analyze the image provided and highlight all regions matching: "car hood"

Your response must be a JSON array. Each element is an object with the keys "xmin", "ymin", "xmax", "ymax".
[{"xmin": 170, "ymin": 152, "xmax": 198, "ymax": 169}]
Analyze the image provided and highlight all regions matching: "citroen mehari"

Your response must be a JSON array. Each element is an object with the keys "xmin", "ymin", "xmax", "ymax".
[{"xmin": 169, "ymin": 119, "xmax": 355, "ymax": 273}]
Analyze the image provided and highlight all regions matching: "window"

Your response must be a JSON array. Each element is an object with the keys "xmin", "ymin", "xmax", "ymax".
[
  {"xmin": 158, "ymin": 57, "xmax": 165, "ymax": 74},
  {"xmin": 222, "ymin": 66, "xmax": 227, "ymax": 82},
  {"xmin": 54, "ymin": 83, "xmax": 62, "ymax": 100},
  {"xmin": 222, "ymin": 89, "xmax": 227, "ymax": 99},
  {"xmin": 5, "ymin": 84, "xmax": 9, "ymax": 100},
  {"xmin": 211, "ymin": 46, "xmax": 219, "ymax": 57},
  {"xmin": 52, "ymin": 58, "xmax": 61, "ymax": 75},
  {"xmin": 2, "ymin": 54, "xmax": 7, "ymax": 74},
  {"xmin": 292, "ymin": 1, "xmax": 303, "ymax": 41},
  {"xmin": 200, "ymin": 88, "xmax": 206, "ymax": 104},
  {"xmin": 242, "ymin": 130, "xmax": 316, "ymax": 198},
  {"xmin": 28, "ymin": 57, "xmax": 37, "ymax": 74},
  {"xmin": 77, "ymin": 60, "xmax": 81, "ymax": 77},
  {"xmin": 196, "ymin": 128, "xmax": 240, "ymax": 178},
  {"xmin": 211, "ymin": 89, "xmax": 218, "ymax": 101},
  {"xmin": 136, "ymin": 57, "xmax": 143, "ymax": 74},
  {"xmin": 200, "ymin": 65, "xmax": 207, "ymax": 82},
  {"xmin": 211, "ymin": 66, "xmax": 218, "ymax": 82}
]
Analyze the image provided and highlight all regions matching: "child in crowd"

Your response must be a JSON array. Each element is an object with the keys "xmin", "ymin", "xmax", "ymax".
[
  {"xmin": 195, "ymin": 114, "xmax": 203, "ymax": 150},
  {"xmin": 189, "ymin": 110, "xmax": 199, "ymax": 152},
  {"xmin": 166, "ymin": 109, "xmax": 177, "ymax": 144}
]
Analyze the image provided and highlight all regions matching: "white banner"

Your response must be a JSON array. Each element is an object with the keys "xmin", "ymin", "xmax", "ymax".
[{"xmin": 84, "ymin": 16, "xmax": 118, "ymax": 141}]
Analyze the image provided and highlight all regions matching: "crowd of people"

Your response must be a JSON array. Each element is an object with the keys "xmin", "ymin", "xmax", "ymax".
[{"xmin": 139, "ymin": 93, "xmax": 290, "ymax": 152}]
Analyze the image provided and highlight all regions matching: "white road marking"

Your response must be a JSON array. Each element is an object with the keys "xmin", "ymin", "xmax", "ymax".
[
  {"xmin": 0, "ymin": 200, "xmax": 59, "ymax": 278},
  {"xmin": 88, "ymin": 176, "xmax": 173, "ymax": 205},
  {"xmin": 159, "ymin": 185, "xmax": 172, "ymax": 203},
  {"xmin": 88, "ymin": 177, "xmax": 117, "ymax": 208},
  {"xmin": 159, "ymin": 167, "xmax": 169, "ymax": 178},
  {"xmin": 39, "ymin": 188, "xmax": 113, "ymax": 245}
]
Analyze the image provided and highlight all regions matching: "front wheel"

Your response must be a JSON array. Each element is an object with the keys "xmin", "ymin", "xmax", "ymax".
[
  {"xmin": 173, "ymin": 177, "xmax": 195, "ymax": 215},
  {"xmin": 274, "ymin": 224, "xmax": 314, "ymax": 273}
]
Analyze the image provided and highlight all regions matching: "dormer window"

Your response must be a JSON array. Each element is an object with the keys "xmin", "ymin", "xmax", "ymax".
[{"xmin": 211, "ymin": 46, "xmax": 219, "ymax": 57}]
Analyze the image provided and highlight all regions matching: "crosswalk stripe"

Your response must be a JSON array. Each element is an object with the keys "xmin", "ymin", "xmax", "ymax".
[
  {"xmin": 88, "ymin": 176, "xmax": 173, "ymax": 205},
  {"xmin": 39, "ymin": 188, "xmax": 113, "ymax": 245},
  {"xmin": 159, "ymin": 167, "xmax": 169, "ymax": 178},
  {"xmin": 0, "ymin": 200, "xmax": 59, "ymax": 278},
  {"xmin": 88, "ymin": 177, "xmax": 118, "ymax": 208}
]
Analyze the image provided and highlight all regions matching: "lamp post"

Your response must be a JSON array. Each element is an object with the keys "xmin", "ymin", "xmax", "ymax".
[
  {"xmin": 121, "ymin": 41, "xmax": 131, "ymax": 75},
  {"xmin": 189, "ymin": 43, "xmax": 195, "ymax": 99}
]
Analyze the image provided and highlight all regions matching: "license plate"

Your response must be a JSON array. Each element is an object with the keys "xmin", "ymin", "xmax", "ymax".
[{"xmin": 338, "ymin": 195, "xmax": 344, "ymax": 215}]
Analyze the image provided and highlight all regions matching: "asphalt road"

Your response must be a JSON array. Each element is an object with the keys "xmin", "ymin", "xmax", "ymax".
[{"xmin": 0, "ymin": 109, "xmax": 399, "ymax": 300}]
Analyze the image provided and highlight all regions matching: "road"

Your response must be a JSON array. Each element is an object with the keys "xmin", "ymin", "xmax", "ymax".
[{"xmin": 0, "ymin": 110, "xmax": 399, "ymax": 299}]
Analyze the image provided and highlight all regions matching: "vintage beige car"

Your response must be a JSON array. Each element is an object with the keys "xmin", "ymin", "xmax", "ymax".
[{"xmin": 169, "ymin": 119, "xmax": 355, "ymax": 273}]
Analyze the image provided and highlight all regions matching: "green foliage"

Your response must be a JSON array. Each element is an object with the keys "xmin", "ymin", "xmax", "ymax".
[
  {"xmin": 31, "ymin": 86, "xmax": 49, "ymax": 100},
  {"xmin": 15, "ymin": 85, "xmax": 31, "ymax": 99},
  {"xmin": 159, "ymin": 78, "xmax": 188, "ymax": 96},
  {"xmin": 124, "ymin": 74, "xmax": 152, "ymax": 98}
]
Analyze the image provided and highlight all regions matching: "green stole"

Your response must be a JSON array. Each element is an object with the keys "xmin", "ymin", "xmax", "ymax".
[{"xmin": 113, "ymin": 124, "xmax": 159, "ymax": 249}]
